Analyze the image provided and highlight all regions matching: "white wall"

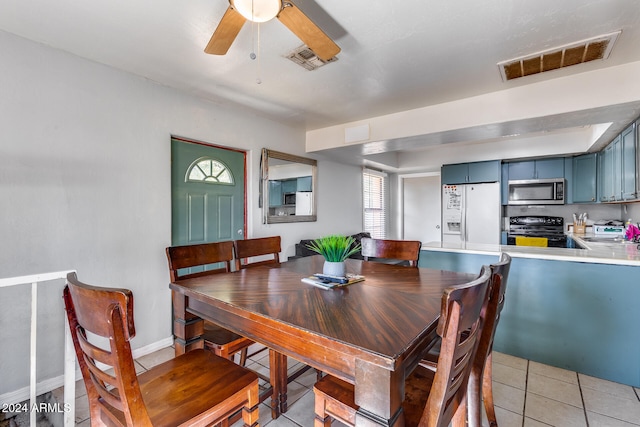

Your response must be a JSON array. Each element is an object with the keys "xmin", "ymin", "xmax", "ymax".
[{"xmin": 0, "ymin": 30, "xmax": 363, "ymax": 396}]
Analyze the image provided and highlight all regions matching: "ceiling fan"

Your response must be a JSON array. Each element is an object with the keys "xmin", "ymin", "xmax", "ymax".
[{"xmin": 205, "ymin": 0, "xmax": 340, "ymax": 61}]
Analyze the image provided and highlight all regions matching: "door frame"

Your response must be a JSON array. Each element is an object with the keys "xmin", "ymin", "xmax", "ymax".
[{"xmin": 171, "ymin": 135, "xmax": 248, "ymax": 240}]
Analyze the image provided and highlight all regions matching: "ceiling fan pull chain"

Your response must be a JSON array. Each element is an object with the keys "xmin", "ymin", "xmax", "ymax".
[
  {"xmin": 256, "ymin": 23, "xmax": 262, "ymax": 84},
  {"xmin": 250, "ymin": 19, "xmax": 257, "ymax": 60}
]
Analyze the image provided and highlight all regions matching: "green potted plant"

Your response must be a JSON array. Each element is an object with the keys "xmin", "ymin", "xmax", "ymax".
[{"xmin": 306, "ymin": 234, "xmax": 361, "ymax": 277}]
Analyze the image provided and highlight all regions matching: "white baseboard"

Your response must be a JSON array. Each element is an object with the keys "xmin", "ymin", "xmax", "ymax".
[{"xmin": 0, "ymin": 336, "xmax": 174, "ymax": 406}]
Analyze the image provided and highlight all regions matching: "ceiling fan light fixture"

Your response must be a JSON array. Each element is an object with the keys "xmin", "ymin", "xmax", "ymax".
[{"xmin": 232, "ymin": 0, "xmax": 282, "ymax": 23}]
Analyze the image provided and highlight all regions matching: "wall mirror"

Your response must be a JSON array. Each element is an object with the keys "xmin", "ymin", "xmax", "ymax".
[{"xmin": 261, "ymin": 148, "xmax": 317, "ymax": 224}]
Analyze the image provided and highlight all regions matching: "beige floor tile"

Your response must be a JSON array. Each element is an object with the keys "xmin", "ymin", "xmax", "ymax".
[
  {"xmin": 523, "ymin": 417, "xmax": 551, "ymax": 427},
  {"xmin": 493, "ymin": 381, "xmax": 526, "ymax": 414},
  {"xmin": 277, "ymin": 389, "xmax": 317, "ymax": 426},
  {"xmin": 525, "ymin": 392, "xmax": 587, "ymax": 427},
  {"xmin": 75, "ymin": 378, "xmax": 87, "ymax": 398},
  {"xmin": 582, "ymin": 387, "xmax": 640, "ymax": 425},
  {"xmin": 587, "ymin": 411, "xmax": 640, "ymax": 427},
  {"xmin": 74, "ymin": 394, "xmax": 90, "ymax": 424},
  {"xmin": 61, "ymin": 345, "xmax": 640, "ymax": 427},
  {"xmin": 292, "ymin": 366, "xmax": 321, "ymax": 388},
  {"xmin": 493, "ymin": 351, "xmax": 528, "ymax": 371},
  {"xmin": 494, "ymin": 406, "xmax": 524, "ymax": 427},
  {"xmin": 527, "ymin": 372, "xmax": 583, "ymax": 408},
  {"xmin": 133, "ymin": 345, "xmax": 175, "ymax": 370},
  {"xmin": 529, "ymin": 361, "xmax": 578, "ymax": 384},
  {"xmin": 493, "ymin": 361, "xmax": 527, "ymax": 390},
  {"xmin": 579, "ymin": 373, "xmax": 639, "ymax": 400}
]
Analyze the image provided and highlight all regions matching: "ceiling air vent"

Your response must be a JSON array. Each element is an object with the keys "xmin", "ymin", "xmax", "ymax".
[
  {"xmin": 285, "ymin": 45, "xmax": 338, "ymax": 71},
  {"xmin": 498, "ymin": 30, "xmax": 621, "ymax": 81}
]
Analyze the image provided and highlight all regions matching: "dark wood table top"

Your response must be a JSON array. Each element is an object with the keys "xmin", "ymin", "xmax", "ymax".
[{"xmin": 170, "ymin": 255, "xmax": 476, "ymax": 378}]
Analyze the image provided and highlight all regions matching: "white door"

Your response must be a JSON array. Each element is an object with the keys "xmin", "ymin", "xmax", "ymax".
[{"xmin": 403, "ymin": 175, "xmax": 441, "ymax": 243}]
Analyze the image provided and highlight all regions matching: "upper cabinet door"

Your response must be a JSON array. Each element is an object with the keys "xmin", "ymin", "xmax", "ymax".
[
  {"xmin": 535, "ymin": 158, "xmax": 565, "ymax": 179},
  {"xmin": 442, "ymin": 161, "xmax": 500, "ymax": 184},
  {"xmin": 468, "ymin": 161, "xmax": 501, "ymax": 183},
  {"xmin": 507, "ymin": 161, "xmax": 537, "ymax": 180},
  {"xmin": 572, "ymin": 153, "xmax": 597, "ymax": 203},
  {"xmin": 441, "ymin": 163, "xmax": 470, "ymax": 184},
  {"xmin": 508, "ymin": 158, "xmax": 564, "ymax": 180},
  {"xmin": 620, "ymin": 124, "xmax": 636, "ymax": 200}
]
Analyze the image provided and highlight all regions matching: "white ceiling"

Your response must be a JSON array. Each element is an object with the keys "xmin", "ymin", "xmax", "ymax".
[{"xmin": 2, "ymin": 0, "xmax": 640, "ymax": 165}]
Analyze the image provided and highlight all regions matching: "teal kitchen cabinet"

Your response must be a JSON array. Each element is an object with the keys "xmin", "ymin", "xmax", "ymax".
[
  {"xmin": 419, "ymin": 249, "xmax": 640, "ymax": 388},
  {"xmin": 269, "ymin": 181, "xmax": 282, "ymax": 207},
  {"xmin": 597, "ymin": 123, "xmax": 636, "ymax": 202},
  {"xmin": 297, "ymin": 176, "xmax": 312, "ymax": 191},
  {"xmin": 620, "ymin": 123, "xmax": 636, "ymax": 200},
  {"xmin": 572, "ymin": 153, "xmax": 598, "ymax": 203},
  {"xmin": 441, "ymin": 160, "xmax": 500, "ymax": 184},
  {"xmin": 507, "ymin": 158, "xmax": 565, "ymax": 180},
  {"xmin": 598, "ymin": 143, "xmax": 615, "ymax": 202},
  {"xmin": 281, "ymin": 179, "xmax": 297, "ymax": 194}
]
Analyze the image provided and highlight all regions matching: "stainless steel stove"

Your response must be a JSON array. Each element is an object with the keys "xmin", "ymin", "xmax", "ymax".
[{"xmin": 507, "ymin": 216, "xmax": 567, "ymax": 247}]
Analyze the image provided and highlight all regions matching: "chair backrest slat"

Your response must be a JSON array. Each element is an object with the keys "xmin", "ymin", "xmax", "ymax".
[{"xmin": 360, "ymin": 238, "xmax": 421, "ymax": 267}]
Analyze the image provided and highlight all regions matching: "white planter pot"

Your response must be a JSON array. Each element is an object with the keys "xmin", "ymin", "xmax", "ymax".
[{"xmin": 323, "ymin": 261, "xmax": 346, "ymax": 277}]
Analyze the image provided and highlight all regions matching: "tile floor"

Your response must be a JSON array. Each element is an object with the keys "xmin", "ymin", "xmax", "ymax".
[{"xmin": 71, "ymin": 346, "xmax": 640, "ymax": 427}]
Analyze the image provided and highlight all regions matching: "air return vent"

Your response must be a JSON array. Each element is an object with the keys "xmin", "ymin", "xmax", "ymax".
[
  {"xmin": 498, "ymin": 31, "xmax": 620, "ymax": 81},
  {"xmin": 285, "ymin": 45, "xmax": 338, "ymax": 70}
]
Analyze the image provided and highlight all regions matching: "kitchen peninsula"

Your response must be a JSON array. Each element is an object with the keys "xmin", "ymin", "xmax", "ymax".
[{"xmin": 420, "ymin": 238, "xmax": 640, "ymax": 388}]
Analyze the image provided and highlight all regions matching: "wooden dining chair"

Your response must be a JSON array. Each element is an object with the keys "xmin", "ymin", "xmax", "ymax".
[
  {"xmin": 235, "ymin": 235, "xmax": 322, "ymax": 397},
  {"xmin": 360, "ymin": 237, "xmax": 421, "ymax": 267},
  {"xmin": 231, "ymin": 236, "xmax": 281, "ymax": 362},
  {"xmin": 63, "ymin": 272, "xmax": 259, "ymax": 427},
  {"xmin": 165, "ymin": 241, "xmax": 254, "ymax": 365},
  {"xmin": 313, "ymin": 265, "xmax": 492, "ymax": 427},
  {"xmin": 233, "ymin": 236, "xmax": 281, "ymax": 270},
  {"xmin": 421, "ymin": 252, "xmax": 512, "ymax": 427},
  {"xmin": 470, "ymin": 252, "xmax": 512, "ymax": 427}
]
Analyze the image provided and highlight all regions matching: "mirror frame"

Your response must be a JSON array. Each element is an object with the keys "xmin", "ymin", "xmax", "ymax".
[{"xmin": 261, "ymin": 148, "xmax": 317, "ymax": 224}]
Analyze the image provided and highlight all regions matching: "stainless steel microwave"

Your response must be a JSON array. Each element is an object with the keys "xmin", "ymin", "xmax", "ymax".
[{"xmin": 507, "ymin": 178, "xmax": 565, "ymax": 205}]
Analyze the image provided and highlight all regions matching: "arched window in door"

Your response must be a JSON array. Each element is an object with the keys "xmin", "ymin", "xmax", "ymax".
[{"xmin": 185, "ymin": 157, "xmax": 234, "ymax": 185}]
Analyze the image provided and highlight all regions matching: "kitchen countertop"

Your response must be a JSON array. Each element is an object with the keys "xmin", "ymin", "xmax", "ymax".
[{"xmin": 421, "ymin": 233, "xmax": 640, "ymax": 266}]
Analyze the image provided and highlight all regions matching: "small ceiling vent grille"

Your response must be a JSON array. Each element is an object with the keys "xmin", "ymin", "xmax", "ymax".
[
  {"xmin": 285, "ymin": 45, "xmax": 338, "ymax": 71},
  {"xmin": 498, "ymin": 31, "xmax": 621, "ymax": 81}
]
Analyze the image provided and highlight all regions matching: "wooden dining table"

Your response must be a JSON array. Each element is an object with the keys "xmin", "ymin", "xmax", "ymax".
[{"xmin": 170, "ymin": 255, "xmax": 476, "ymax": 427}]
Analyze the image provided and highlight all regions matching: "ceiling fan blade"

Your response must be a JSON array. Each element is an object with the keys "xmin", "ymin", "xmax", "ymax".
[
  {"xmin": 277, "ymin": 1, "xmax": 340, "ymax": 61},
  {"xmin": 204, "ymin": 6, "xmax": 246, "ymax": 55}
]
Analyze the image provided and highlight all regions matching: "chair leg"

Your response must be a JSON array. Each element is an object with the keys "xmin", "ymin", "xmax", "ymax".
[
  {"xmin": 313, "ymin": 393, "xmax": 332, "ymax": 427},
  {"xmin": 241, "ymin": 383, "xmax": 260, "ymax": 427},
  {"xmin": 467, "ymin": 365, "xmax": 483, "ymax": 427},
  {"xmin": 451, "ymin": 393, "xmax": 468, "ymax": 427},
  {"xmin": 239, "ymin": 347, "xmax": 248, "ymax": 366},
  {"xmin": 483, "ymin": 351, "xmax": 498, "ymax": 427}
]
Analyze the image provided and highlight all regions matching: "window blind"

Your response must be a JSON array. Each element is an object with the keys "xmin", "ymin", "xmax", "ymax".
[{"xmin": 363, "ymin": 169, "xmax": 387, "ymax": 238}]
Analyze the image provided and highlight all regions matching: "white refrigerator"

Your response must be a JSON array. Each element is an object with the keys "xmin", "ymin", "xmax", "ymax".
[
  {"xmin": 441, "ymin": 182, "xmax": 501, "ymax": 244},
  {"xmin": 295, "ymin": 191, "xmax": 313, "ymax": 216}
]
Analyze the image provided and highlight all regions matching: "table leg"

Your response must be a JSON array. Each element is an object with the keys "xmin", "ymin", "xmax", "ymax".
[
  {"xmin": 269, "ymin": 350, "xmax": 288, "ymax": 418},
  {"xmin": 171, "ymin": 291, "xmax": 204, "ymax": 356},
  {"xmin": 354, "ymin": 360, "xmax": 405, "ymax": 426}
]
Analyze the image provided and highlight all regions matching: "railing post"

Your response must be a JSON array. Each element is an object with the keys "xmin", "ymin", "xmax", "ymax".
[
  {"xmin": 0, "ymin": 271, "xmax": 76, "ymax": 427},
  {"xmin": 30, "ymin": 281, "xmax": 37, "ymax": 427}
]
